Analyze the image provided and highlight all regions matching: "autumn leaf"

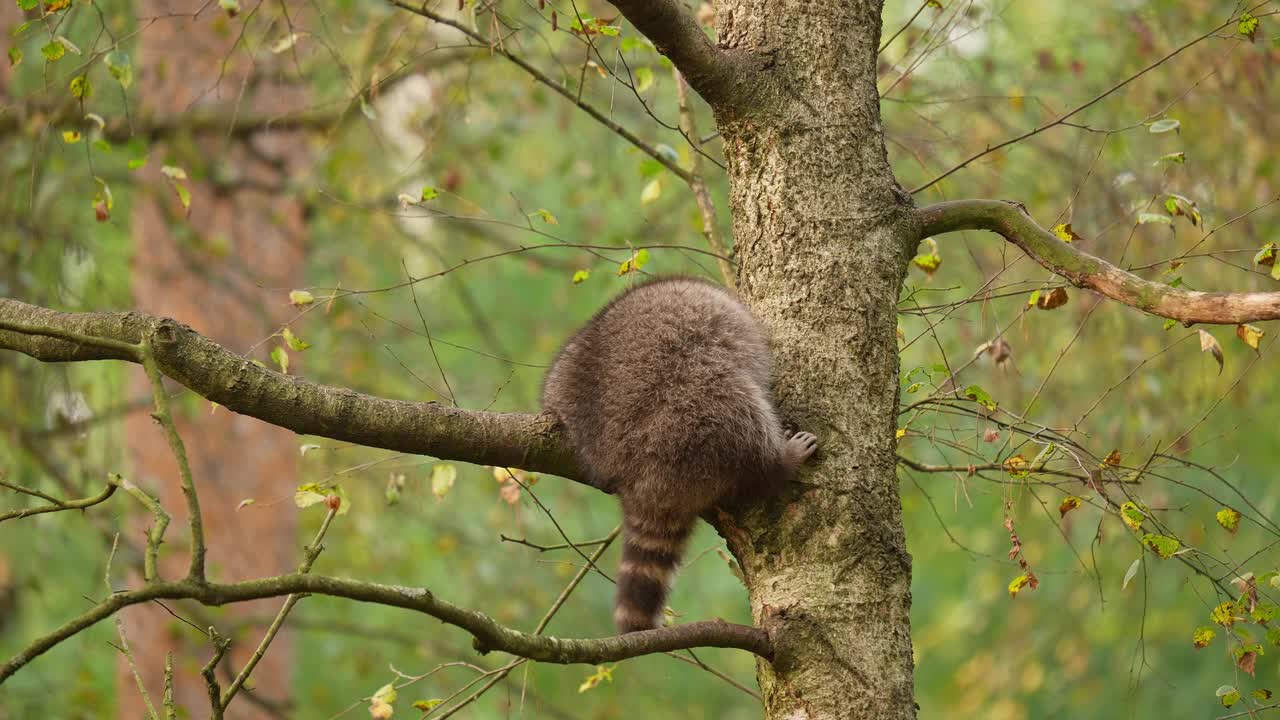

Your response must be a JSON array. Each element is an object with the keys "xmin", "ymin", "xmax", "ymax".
[
  {"xmin": 1119, "ymin": 501, "xmax": 1145, "ymax": 531},
  {"xmin": 1004, "ymin": 454, "xmax": 1029, "ymax": 476},
  {"xmin": 1141, "ymin": 533, "xmax": 1180, "ymax": 559},
  {"xmin": 578, "ymin": 665, "xmax": 615, "ymax": 693},
  {"xmin": 572, "ymin": 269, "xmax": 590, "ymax": 285},
  {"xmin": 1210, "ymin": 601, "xmax": 1240, "ymax": 626},
  {"xmin": 1035, "ymin": 287, "xmax": 1068, "ymax": 310},
  {"xmin": 1052, "ymin": 223, "xmax": 1085, "ymax": 243},
  {"xmin": 1192, "ymin": 626, "xmax": 1216, "ymax": 649},
  {"xmin": 1058, "ymin": 496, "xmax": 1082, "ymax": 517},
  {"xmin": 431, "ymin": 463, "xmax": 457, "ymax": 500},
  {"xmin": 1101, "ymin": 449, "xmax": 1122, "ymax": 467},
  {"xmin": 1236, "ymin": 324, "xmax": 1263, "ymax": 351},
  {"xmin": 1008, "ymin": 574, "xmax": 1032, "ymax": 598},
  {"xmin": 1237, "ymin": 650, "xmax": 1258, "ymax": 676},
  {"xmin": 912, "ymin": 238, "xmax": 942, "ymax": 276},
  {"xmin": 1216, "ymin": 507, "xmax": 1241, "ymax": 533},
  {"xmin": 1238, "ymin": 11, "xmax": 1260, "ymax": 40},
  {"xmin": 1198, "ymin": 329, "xmax": 1223, "ymax": 374}
]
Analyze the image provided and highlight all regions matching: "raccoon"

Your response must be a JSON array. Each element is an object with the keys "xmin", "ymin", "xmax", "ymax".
[{"xmin": 541, "ymin": 276, "xmax": 818, "ymax": 633}]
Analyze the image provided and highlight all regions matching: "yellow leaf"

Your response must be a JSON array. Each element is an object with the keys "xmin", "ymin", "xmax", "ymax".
[
  {"xmin": 432, "ymin": 463, "xmax": 457, "ymax": 500},
  {"xmin": 1008, "ymin": 574, "xmax": 1031, "ymax": 598},
  {"xmin": 640, "ymin": 178, "xmax": 662, "ymax": 205},
  {"xmin": 1236, "ymin": 324, "xmax": 1264, "ymax": 351}
]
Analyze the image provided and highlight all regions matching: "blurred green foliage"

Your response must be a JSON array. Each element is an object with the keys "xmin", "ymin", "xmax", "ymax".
[{"xmin": 1, "ymin": 0, "xmax": 1278, "ymax": 718}]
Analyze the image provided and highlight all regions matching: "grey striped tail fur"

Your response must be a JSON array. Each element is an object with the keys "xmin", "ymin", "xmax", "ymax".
[{"xmin": 614, "ymin": 509, "xmax": 695, "ymax": 633}]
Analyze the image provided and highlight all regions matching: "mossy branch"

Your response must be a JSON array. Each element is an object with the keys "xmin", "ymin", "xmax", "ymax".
[
  {"xmin": 0, "ymin": 299, "xmax": 584, "ymax": 484},
  {"xmin": 918, "ymin": 199, "xmax": 1280, "ymax": 324}
]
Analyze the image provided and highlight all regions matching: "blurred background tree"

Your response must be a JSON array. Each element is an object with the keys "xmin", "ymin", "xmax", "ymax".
[{"xmin": 0, "ymin": 0, "xmax": 1277, "ymax": 718}]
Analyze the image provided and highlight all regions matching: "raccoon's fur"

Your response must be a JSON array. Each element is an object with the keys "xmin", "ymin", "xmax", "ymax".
[{"xmin": 541, "ymin": 276, "xmax": 818, "ymax": 633}]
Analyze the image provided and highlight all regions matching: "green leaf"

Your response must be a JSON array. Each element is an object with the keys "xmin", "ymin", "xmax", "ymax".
[
  {"xmin": 104, "ymin": 51, "xmax": 133, "ymax": 89},
  {"xmin": 218, "ymin": 0, "xmax": 240, "ymax": 16},
  {"xmin": 431, "ymin": 463, "xmax": 457, "ymax": 500},
  {"xmin": 1267, "ymin": 626, "xmax": 1280, "ymax": 647},
  {"xmin": 1141, "ymin": 533, "xmax": 1181, "ymax": 559},
  {"xmin": 962, "ymin": 384, "xmax": 996, "ymax": 411},
  {"xmin": 1216, "ymin": 507, "xmax": 1242, "ymax": 533},
  {"xmin": 634, "ymin": 66, "xmax": 654, "ymax": 93},
  {"xmin": 1137, "ymin": 212, "xmax": 1172, "ymax": 225},
  {"xmin": 1153, "ymin": 151, "xmax": 1185, "ymax": 165},
  {"xmin": 532, "ymin": 208, "xmax": 557, "ymax": 224},
  {"xmin": 40, "ymin": 41, "xmax": 65, "ymax": 62},
  {"xmin": 1217, "ymin": 685, "xmax": 1241, "ymax": 708},
  {"xmin": 17, "ymin": 0, "xmax": 38, "ymax": 10},
  {"xmin": 1253, "ymin": 603, "xmax": 1279, "ymax": 623},
  {"xmin": 69, "ymin": 74, "xmax": 91, "ymax": 99},
  {"xmin": 282, "ymin": 327, "xmax": 310, "ymax": 351},
  {"xmin": 371, "ymin": 683, "xmax": 397, "ymax": 705},
  {"xmin": 128, "ymin": 154, "xmax": 148, "ymax": 170},
  {"xmin": 289, "ymin": 290, "xmax": 315, "ymax": 306},
  {"xmin": 1162, "ymin": 318, "xmax": 1177, "ymax": 331},
  {"xmin": 1252, "ymin": 689, "xmax": 1274, "ymax": 702},
  {"xmin": 294, "ymin": 482, "xmax": 348, "ymax": 515},
  {"xmin": 571, "ymin": 270, "xmax": 590, "ymax": 285},
  {"xmin": 1148, "ymin": 118, "xmax": 1180, "ymax": 134},
  {"xmin": 1193, "ymin": 626, "xmax": 1216, "ymax": 649},
  {"xmin": 420, "ymin": 185, "xmax": 438, "ymax": 201},
  {"xmin": 1238, "ymin": 11, "xmax": 1260, "ymax": 39},
  {"xmin": 7, "ymin": 46, "xmax": 21, "ymax": 68},
  {"xmin": 1027, "ymin": 289, "xmax": 1041, "ymax": 307},
  {"xmin": 270, "ymin": 346, "xmax": 289, "ymax": 374},
  {"xmin": 412, "ymin": 700, "xmax": 443, "ymax": 711}
]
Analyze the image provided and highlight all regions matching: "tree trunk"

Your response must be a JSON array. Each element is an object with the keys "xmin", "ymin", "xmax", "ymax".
[
  {"xmin": 117, "ymin": 2, "xmax": 307, "ymax": 715},
  {"xmin": 712, "ymin": 2, "xmax": 919, "ymax": 718}
]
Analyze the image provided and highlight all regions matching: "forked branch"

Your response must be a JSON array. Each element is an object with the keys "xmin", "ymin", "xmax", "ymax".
[{"xmin": 918, "ymin": 199, "xmax": 1280, "ymax": 325}]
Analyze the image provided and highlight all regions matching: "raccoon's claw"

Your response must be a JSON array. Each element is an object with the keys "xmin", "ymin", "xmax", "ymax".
[{"xmin": 785, "ymin": 431, "xmax": 819, "ymax": 465}]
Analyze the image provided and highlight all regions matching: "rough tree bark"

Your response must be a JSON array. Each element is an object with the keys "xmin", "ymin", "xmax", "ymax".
[{"xmin": 706, "ymin": 2, "xmax": 918, "ymax": 718}]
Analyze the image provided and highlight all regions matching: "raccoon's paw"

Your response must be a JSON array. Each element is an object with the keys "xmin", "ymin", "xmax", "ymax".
[{"xmin": 784, "ymin": 431, "xmax": 819, "ymax": 466}]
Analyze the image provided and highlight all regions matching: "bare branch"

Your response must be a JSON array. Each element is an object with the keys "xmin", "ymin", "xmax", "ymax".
[
  {"xmin": 0, "ymin": 479, "xmax": 116, "ymax": 523},
  {"xmin": 0, "ymin": 299, "xmax": 583, "ymax": 484},
  {"xmin": 918, "ymin": 199, "xmax": 1280, "ymax": 325},
  {"xmin": 0, "ymin": 574, "xmax": 771, "ymax": 683},
  {"xmin": 606, "ymin": 0, "xmax": 744, "ymax": 107}
]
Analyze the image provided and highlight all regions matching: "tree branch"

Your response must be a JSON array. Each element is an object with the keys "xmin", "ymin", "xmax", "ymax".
[
  {"xmin": 918, "ymin": 199, "xmax": 1280, "ymax": 325},
  {"xmin": 387, "ymin": 0, "xmax": 694, "ymax": 184},
  {"xmin": 0, "ymin": 574, "xmax": 771, "ymax": 683},
  {"xmin": 0, "ymin": 298, "xmax": 583, "ymax": 483},
  {"xmin": 606, "ymin": 0, "xmax": 743, "ymax": 107}
]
